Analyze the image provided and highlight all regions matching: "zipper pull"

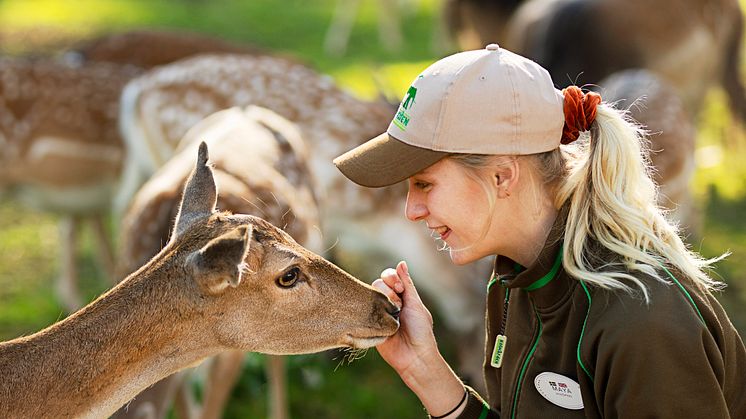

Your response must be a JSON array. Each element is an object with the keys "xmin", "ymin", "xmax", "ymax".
[{"xmin": 491, "ymin": 334, "xmax": 507, "ymax": 368}]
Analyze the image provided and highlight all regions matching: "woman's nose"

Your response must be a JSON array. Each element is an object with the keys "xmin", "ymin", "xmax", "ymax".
[{"xmin": 405, "ymin": 193, "xmax": 428, "ymax": 221}]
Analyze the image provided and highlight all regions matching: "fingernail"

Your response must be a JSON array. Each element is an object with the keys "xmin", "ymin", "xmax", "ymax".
[
  {"xmin": 400, "ymin": 261, "xmax": 409, "ymax": 275},
  {"xmin": 395, "ymin": 282, "xmax": 404, "ymax": 293},
  {"xmin": 382, "ymin": 268, "xmax": 397, "ymax": 278}
]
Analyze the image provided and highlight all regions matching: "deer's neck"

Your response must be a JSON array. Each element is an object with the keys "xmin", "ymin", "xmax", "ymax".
[{"xmin": 0, "ymin": 265, "xmax": 216, "ymax": 418}]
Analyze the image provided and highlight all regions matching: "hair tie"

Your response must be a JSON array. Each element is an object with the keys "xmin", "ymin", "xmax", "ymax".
[{"xmin": 561, "ymin": 86, "xmax": 602, "ymax": 145}]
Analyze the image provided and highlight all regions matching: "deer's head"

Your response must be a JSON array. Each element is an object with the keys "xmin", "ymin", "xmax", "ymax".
[{"xmin": 165, "ymin": 142, "xmax": 400, "ymax": 354}]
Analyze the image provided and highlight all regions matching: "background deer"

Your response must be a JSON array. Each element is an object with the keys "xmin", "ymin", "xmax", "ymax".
[
  {"xmin": 66, "ymin": 29, "xmax": 270, "ymax": 69},
  {"xmin": 442, "ymin": 0, "xmax": 526, "ymax": 52},
  {"xmin": 443, "ymin": 0, "xmax": 746, "ymax": 123},
  {"xmin": 504, "ymin": 0, "xmax": 746, "ymax": 122},
  {"xmin": 599, "ymin": 69, "xmax": 699, "ymax": 234},
  {"xmin": 0, "ymin": 29, "xmax": 279, "ymax": 314},
  {"xmin": 0, "ymin": 57, "xmax": 141, "ymax": 312},
  {"xmin": 114, "ymin": 106, "xmax": 321, "ymax": 419},
  {"xmin": 0, "ymin": 142, "xmax": 400, "ymax": 419},
  {"xmin": 116, "ymin": 53, "xmax": 494, "ymax": 394}
]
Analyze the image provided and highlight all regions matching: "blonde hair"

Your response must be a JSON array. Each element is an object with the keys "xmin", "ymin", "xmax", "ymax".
[{"xmin": 451, "ymin": 103, "xmax": 724, "ymax": 301}]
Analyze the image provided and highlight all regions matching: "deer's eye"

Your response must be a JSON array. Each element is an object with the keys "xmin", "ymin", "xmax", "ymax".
[{"xmin": 277, "ymin": 267, "xmax": 300, "ymax": 288}]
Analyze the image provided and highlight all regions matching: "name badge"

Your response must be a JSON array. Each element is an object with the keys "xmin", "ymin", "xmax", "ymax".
[{"xmin": 534, "ymin": 372, "xmax": 583, "ymax": 410}]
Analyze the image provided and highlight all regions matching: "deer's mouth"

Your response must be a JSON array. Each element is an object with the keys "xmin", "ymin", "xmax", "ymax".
[{"xmin": 344, "ymin": 334, "xmax": 390, "ymax": 349}]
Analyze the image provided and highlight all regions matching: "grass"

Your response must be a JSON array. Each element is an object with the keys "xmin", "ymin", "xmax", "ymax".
[{"xmin": 0, "ymin": 0, "xmax": 745, "ymax": 418}]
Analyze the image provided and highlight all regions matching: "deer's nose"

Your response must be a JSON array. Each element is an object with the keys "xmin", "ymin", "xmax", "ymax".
[
  {"xmin": 374, "ymin": 292, "xmax": 401, "ymax": 322},
  {"xmin": 387, "ymin": 305, "xmax": 401, "ymax": 320}
]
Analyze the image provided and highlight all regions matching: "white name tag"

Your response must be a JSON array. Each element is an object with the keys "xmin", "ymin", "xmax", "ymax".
[{"xmin": 534, "ymin": 372, "xmax": 584, "ymax": 410}]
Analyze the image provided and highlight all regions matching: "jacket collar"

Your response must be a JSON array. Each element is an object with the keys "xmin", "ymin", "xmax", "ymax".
[{"xmin": 491, "ymin": 205, "xmax": 573, "ymax": 310}]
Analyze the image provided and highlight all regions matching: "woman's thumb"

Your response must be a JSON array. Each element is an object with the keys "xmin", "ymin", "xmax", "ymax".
[{"xmin": 396, "ymin": 261, "xmax": 422, "ymax": 302}]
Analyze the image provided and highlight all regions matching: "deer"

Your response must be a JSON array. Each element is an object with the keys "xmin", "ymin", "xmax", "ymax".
[
  {"xmin": 65, "ymin": 29, "xmax": 270, "ymax": 69},
  {"xmin": 0, "ymin": 56, "xmax": 143, "ymax": 312},
  {"xmin": 114, "ymin": 106, "xmax": 321, "ymax": 419},
  {"xmin": 598, "ymin": 69, "xmax": 699, "ymax": 234},
  {"xmin": 503, "ymin": 0, "xmax": 746, "ymax": 123},
  {"xmin": 0, "ymin": 30, "xmax": 277, "ymax": 314},
  {"xmin": 324, "ymin": 0, "xmax": 404, "ymax": 56},
  {"xmin": 442, "ymin": 0, "xmax": 527, "ymax": 52},
  {"xmin": 115, "ymin": 53, "xmax": 494, "ymax": 398},
  {"xmin": 0, "ymin": 141, "xmax": 400, "ymax": 419}
]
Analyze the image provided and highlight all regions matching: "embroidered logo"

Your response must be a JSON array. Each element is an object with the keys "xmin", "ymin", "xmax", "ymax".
[{"xmin": 393, "ymin": 79, "xmax": 420, "ymax": 131}]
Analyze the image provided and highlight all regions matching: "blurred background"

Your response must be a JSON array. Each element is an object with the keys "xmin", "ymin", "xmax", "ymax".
[{"xmin": 0, "ymin": 0, "xmax": 744, "ymax": 418}]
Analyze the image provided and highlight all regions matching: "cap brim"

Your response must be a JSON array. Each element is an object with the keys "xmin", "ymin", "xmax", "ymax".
[{"xmin": 333, "ymin": 132, "xmax": 448, "ymax": 188}]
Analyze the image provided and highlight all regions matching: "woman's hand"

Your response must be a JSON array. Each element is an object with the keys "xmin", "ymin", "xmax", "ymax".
[
  {"xmin": 372, "ymin": 261, "xmax": 438, "ymax": 377},
  {"xmin": 372, "ymin": 261, "xmax": 466, "ymax": 417}
]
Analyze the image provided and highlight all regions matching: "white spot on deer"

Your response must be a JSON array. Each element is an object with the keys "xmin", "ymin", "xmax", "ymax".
[{"xmin": 27, "ymin": 137, "xmax": 122, "ymax": 163}]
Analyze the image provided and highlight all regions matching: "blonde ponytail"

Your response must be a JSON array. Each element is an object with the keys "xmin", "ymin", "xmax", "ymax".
[{"xmin": 554, "ymin": 104, "xmax": 724, "ymax": 301}]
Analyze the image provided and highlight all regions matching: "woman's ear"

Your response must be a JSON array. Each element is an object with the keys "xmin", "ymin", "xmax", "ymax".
[{"xmin": 493, "ymin": 157, "xmax": 520, "ymax": 199}]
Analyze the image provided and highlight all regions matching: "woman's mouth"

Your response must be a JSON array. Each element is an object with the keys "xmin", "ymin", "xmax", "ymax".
[{"xmin": 434, "ymin": 226, "xmax": 451, "ymax": 240}]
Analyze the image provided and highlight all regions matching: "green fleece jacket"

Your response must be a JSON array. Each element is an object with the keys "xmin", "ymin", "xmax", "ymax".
[{"xmin": 454, "ymin": 218, "xmax": 746, "ymax": 419}]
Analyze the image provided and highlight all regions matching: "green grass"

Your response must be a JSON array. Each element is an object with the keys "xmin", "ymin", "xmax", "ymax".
[
  {"xmin": 0, "ymin": 0, "xmax": 446, "ymax": 97},
  {"xmin": 0, "ymin": 0, "xmax": 745, "ymax": 418},
  {"xmin": 0, "ymin": 202, "xmax": 62, "ymax": 337}
]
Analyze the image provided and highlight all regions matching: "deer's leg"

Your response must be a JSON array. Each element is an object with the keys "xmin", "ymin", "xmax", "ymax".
[
  {"xmin": 199, "ymin": 351, "xmax": 246, "ymax": 419},
  {"xmin": 56, "ymin": 215, "xmax": 83, "ymax": 312},
  {"xmin": 323, "ymin": 0, "xmax": 362, "ymax": 56},
  {"xmin": 174, "ymin": 373, "xmax": 200, "ymax": 419},
  {"xmin": 266, "ymin": 355, "xmax": 288, "ymax": 419},
  {"xmin": 377, "ymin": 0, "xmax": 403, "ymax": 52},
  {"xmin": 90, "ymin": 214, "xmax": 116, "ymax": 285}
]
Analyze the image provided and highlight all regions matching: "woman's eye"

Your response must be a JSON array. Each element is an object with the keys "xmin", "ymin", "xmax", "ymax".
[
  {"xmin": 277, "ymin": 267, "xmax": 300, "ymax": 288},
  {"xmin": 414, "ymin": 181, "xmax": 431, "ymax": 190}
]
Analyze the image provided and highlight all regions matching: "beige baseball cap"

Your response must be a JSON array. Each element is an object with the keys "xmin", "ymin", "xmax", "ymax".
[{"xmin": 334, "ymin": 44, "xmax": 565, "ymax": 187}]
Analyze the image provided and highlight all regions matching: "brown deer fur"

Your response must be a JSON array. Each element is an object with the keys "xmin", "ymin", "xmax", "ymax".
[{"xmin": 68, "ymin": 29, "xmax": 266, "ymax": 70}]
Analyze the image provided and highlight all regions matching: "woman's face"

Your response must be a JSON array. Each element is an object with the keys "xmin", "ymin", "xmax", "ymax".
[{"xmin": 405, "ymin": 158, "xmax": 497, "ymax": 265}]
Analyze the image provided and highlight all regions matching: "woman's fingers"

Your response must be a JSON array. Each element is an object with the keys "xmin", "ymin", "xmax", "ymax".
[
  {"xmin": 380, "ymin": 261, "xmax": 426, "ymax": 305},
  {"xmin": 380, "ymin": 268, "xmax": 404, "ymax": 293},
  {"xmin": 395, "ymin": 261, "xmax": 425, "ymax": 305},
  {"xmin": 372, "ymin": 278, "xmax": 402, "ymax": 308}
]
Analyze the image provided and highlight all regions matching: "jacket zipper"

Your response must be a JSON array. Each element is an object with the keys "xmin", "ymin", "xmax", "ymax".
[{"xmin": 510, "ymin": 304, "xmax": 542, "ymax": 419}]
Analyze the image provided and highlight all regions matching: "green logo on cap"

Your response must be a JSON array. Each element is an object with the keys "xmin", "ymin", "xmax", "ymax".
[
  {"xmin": 393, "ymin": 84, "xmax": 417, "ymax": 131},
  {"xmin": 402, "ymin": 85, "xmax": 417, "ymax": 110}
]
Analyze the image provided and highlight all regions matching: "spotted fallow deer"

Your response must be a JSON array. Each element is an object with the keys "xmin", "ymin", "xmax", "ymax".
[
  {"xmin": 0, "ymin": 142, "xmax": 400, "ymax": 419},
  {"xmin": 116, "ymin": 54, "xmax": 493, "ymax": 393},
  {"xmin": 0, "ymin": 57, "xmax": 142, "ymax": 312},
  {"xmin": 66, "ymin": 29, "xmax": 268, "ymax": 69},
  {"xmin": 114, "ymin": 106, "xmax": 320, "ymax": 419},
  {"xmin": 599, "ymin": 69, "xmax": 699, "ymax": 234},
  {"xmin": 2, "ymin": 30, "xmax": 278, "ymax": 313},
  {"xmin": 504, "ymin": 0, "xmax": 746, "ymax": 122}
]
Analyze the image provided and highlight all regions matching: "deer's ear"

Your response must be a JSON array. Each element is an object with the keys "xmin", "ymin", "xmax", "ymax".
[
  {"xmin": 173, "ymin": 142, "xmax": 217, "ymax": 239},
  {"xmin": 186, "ymin": 225, "xmax": 252, "ymax": 295}
]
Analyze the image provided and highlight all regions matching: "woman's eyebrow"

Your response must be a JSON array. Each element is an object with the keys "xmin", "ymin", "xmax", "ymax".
[{"xmin": 417, "ymin": 167, "xmax": 435, "ymax": 176}]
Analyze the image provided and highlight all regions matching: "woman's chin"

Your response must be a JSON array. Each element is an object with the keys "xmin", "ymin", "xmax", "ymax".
[{"xmin": 448, "ymin": 249, "xmax": 478, "ymax": 265}]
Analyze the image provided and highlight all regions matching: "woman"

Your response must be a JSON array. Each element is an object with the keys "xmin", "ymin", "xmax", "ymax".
[{"xmin": 333, "ymin": 44, "xmax": 746, "ymax": 418}]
